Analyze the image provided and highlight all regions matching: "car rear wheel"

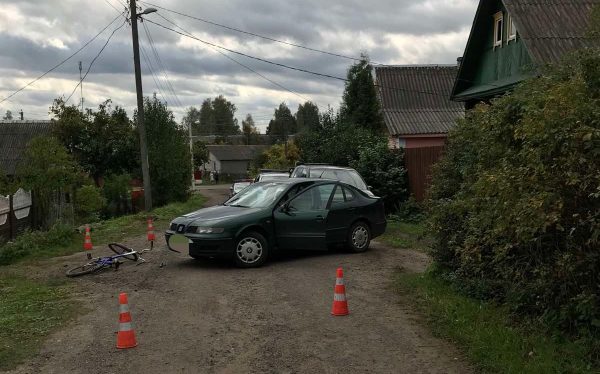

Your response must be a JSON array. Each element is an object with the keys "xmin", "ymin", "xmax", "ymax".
[
  {"xmin": 234, "ymin": 231, "xmax": 268, "ymax": 268},
  {"xmin": 347, "ymin": 221, "xmax": 371, "ymax": 253}
]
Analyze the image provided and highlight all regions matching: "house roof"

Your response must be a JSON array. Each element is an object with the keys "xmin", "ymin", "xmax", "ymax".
[
  {"xmin": 451, "ymin": 0, "xmax": 598, "ymax": 101},
  {"xmin": 207, "ymin": 145, "xmax": 269, "ymax": 161},
  {"xmin": 0, "ymin": 120, "xmax": 52, "ymax": 175},
  {"xmin": 504, "ymin": 0, "xmax": 599, "ymax": 65},
  {"xmin": 375, "ymin": 65, "xmax": 464, "ymax": 136}
]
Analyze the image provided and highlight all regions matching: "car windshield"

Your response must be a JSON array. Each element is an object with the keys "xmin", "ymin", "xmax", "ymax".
[
  {"xmin": 260, "ymin": 174, "xmax": 289, "ymax": 182},
  {"xmin": 233, "ymin": 182, "xmax": 252, "ymax": 193},
  {"xmin": 309, "ymin": 168, "xmax": 367, "ymax": 190},
  {"xmin": 225, "ymin": 182, "xmax": 288, "ymax": 208}
]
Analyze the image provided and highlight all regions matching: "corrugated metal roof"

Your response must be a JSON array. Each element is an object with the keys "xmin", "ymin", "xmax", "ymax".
[
  {"xmin": 375, "ymin": 65, "xmax": 464, "ymax": 135},
  {"xmin": 504, "ymin": 0, "xmax": 599, "ymax": 64},
  {"xmin": 0, "ymin": 120, "xmax": 52, "ymax": 175},
  {"xmin": 207, "ymin": 145, "xmax": 269, "ymax": 161}
]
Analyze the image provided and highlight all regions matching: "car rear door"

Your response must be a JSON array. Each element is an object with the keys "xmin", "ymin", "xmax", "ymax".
[
  {"xmin": 325, "ymin": 184, "xmax": 359, "ymax": 244},
  {"xmin": 273, "ymin": 183, "xmax": 336, "ymax": 250}
]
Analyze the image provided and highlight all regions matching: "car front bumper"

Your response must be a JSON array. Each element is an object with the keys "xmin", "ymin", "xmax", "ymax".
[{"xmin": 165, "ymin": 231, "xmax": 234, "ymax": 258}]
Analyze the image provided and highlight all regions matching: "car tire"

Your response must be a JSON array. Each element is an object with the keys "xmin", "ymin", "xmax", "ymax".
[
  {"xmin": 347, "ymin": 221, "xmax": 371, "ymax": 253},
  {"xmin": 233, "ymin": 231, "xmax": 269, "ymax": 268}
]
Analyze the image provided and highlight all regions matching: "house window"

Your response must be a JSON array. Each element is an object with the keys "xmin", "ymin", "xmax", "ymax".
[
  {"xmin": 507, "ymin": 14, "xmax": 517, "ymax": 41},
  {"xmin": 493, "ymin": 12, "xmax": 503, "ymax": 48}
]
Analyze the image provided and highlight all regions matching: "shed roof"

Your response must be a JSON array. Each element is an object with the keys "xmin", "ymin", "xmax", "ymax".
[
  {"xmin": 0, "ymin": 120, "xmax": 52, "ymax": 175},
  {"xmin": 504, "ymin": 0, "xmax": 599, "ymax": 65},
  {"xmin": 207, "ymin": 145, "xmax": 269, "ymax": 161},
  {"xmin": 375, "ymin": 65, "xmax": 464, "ymax": 136}
]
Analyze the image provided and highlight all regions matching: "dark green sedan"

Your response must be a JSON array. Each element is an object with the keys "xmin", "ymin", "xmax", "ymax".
[{"xmin": 165, "ymin": 179, "xmax": 386, "ymax": 268}]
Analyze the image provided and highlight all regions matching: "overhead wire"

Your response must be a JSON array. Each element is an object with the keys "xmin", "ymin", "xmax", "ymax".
[
  {"xmin": 139, "ymin": 40, "xmax": 170, "ymax": 104},
  {"xmin": 144, "ymin": 18, "xmax": 453, "ymax": 98},
  {"xmin": 65, "ymin": 18, "xmax": 128, "ymax": 104},
  {"xmin": 139, "ymin": 1, "xmax": 368, "ymax": 63},
  {"xmin": 150, "ymin": 13, "xmax": 322, "ymax": 109},
  {"xmin": 141, "ymin": 20, "xmax": 184, "ymax": 107},
  {"xmin": 0, "ymin": 12, "xmax": 126, "ymax": 105}
]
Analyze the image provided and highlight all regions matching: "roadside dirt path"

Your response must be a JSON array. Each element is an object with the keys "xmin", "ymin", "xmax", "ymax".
[{"xmin": 8, "ymin": 186, "xmax": 471, "ymax": 374}]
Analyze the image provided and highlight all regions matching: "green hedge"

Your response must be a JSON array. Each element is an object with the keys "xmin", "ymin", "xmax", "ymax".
[{"xmin": 427, "ymin": 50, "xmax": 600, "ymax": 342}]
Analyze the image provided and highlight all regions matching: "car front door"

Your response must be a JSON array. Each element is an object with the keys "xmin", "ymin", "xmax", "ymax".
[
  {"xmin": 274, "ymin": 183, "xmax": 335, "ymax": 250},
  {"xmin": 325, "ymin": 184, "xmax": 359, "ymax": 244}
]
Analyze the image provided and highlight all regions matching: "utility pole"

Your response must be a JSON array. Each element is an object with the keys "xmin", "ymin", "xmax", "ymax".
[
  {"xmin": 190, "ymin": 120, "xmax": 195, "ymax": 190},
  {"xmin": 130, "ymin": 0, "xmax": 153, "ymax": 210},
  {"xmin": 78, "ymin": 61, "xmax": 84, "ymax": 113}
]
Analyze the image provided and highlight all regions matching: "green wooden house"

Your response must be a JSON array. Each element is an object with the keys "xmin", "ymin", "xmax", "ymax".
[{"xmin": 451, "ymin": 0, "xmax": 598, "ymax": 108}]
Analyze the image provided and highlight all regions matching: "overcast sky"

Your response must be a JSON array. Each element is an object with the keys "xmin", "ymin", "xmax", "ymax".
[{"xmin": 0, "ymin": 0, "xmax": 477, "ymax": 132}]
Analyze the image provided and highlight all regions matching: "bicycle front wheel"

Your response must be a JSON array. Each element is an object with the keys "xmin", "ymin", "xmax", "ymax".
[
  {"xmin": 108, "ymin": 243, "xmax": 138, "ymax": 261},
  {"xmin": 66, "ymin": 262, "xmax": 104, "ymax": 277}
]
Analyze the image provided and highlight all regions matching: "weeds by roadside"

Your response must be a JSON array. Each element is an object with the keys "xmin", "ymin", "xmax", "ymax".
[
  {"xmin": 378, "ymin": 219, "xmax": 429, "ymax": 250},
  {"xmin": 0, "ymin": 194, "xmax": 206, "ymax": 266},
  {"xmin": 0, "ymin": 276, "xmax": 78, "ymax": 371},
  {"xmin": 395, "ymin": 270, "xmax": 595, "ymax": 373}
]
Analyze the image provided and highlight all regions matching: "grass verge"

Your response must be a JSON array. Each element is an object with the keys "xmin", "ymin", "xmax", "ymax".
[
  {"xmin": 395, "ymin": 270, "xmax": 595, "ymax": 373},
  {"xmin": 0, "ymin": 275, "xmax": 78, "ymax": 371},
  {"xmin": 0, "ymin": 194, "xmax": 207, "ymax": 266},
  {"xmin": 378, "ymin": 219, "xmax": 429, "ymax": 250}
]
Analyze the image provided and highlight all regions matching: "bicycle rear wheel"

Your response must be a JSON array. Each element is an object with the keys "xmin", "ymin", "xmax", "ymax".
[
  {"xmin": 66, "ymin": 262, "xmax": 104, "ymax": 277},
  {"xmin": 108, "ymin": 243, "xmax": 138, "ymax": 261}
]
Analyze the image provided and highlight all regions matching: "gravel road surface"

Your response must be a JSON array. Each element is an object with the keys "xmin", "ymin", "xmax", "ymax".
[{"xmin": 9, "ymin": 185, "xmax": 471, "ymax": 374}]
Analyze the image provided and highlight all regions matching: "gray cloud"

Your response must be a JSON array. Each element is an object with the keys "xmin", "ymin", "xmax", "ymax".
[{"xmin": 0, "ymin": 0, "xmax": 478, "ymax": 130}]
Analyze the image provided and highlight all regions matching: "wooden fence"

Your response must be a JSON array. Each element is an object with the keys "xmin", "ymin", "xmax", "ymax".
[
  {"xmin": 404, "ymin": 146, "xmax": 445, "ymax": 201},
  {"xmin": 0, "ymin": 188, "xmax": 33, "ymax": 243}
]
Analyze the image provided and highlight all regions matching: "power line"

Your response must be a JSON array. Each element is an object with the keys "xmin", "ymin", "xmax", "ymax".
[
  {"xmin": 143, "ymin": 18, "xmax": 451, "ymax": 98},
  {"xmin": 151, "ymin": 13, "xmax": 319, "ymax": 109},
  {"xmin": 0, "ymin": 12, "xmax": 125, "ymax": 105},
  {"xmin": 141, "ymin": 20, "xmax": 183, "ymax": 107},
  {"xmin": 65, "ymin": 19, "xmax": 128, "ymax": 104},
  {"xmin": 139, "ymin": 40, "xmax": 170, "ymax": 104},
  {"xmin": 139, "ymin": 1, "xmax": 366, "ymax": 63}
]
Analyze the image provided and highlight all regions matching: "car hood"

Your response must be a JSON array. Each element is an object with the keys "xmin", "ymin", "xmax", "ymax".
[{"xmin": 171, "ymin": 205, "xmax": 263, "ymax": 226}]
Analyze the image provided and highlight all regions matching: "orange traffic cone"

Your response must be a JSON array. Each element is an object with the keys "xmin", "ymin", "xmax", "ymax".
[
  {"xmin": 146, "ymin": 217, "xmax": 155, "ymax": 242},
  {"xmin": 331, "ymin": 267, "xmax": 349, "ymax": 316},
  {"xmin": 83, "ymin": 225, "xmax": 93, "ymax": 251},
  {"xmin": 116, "ymin": 293, "xmax": 137, "ymax": 349}
]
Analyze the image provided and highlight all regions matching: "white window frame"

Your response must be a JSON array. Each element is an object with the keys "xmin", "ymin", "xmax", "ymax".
[
  {"xmin": 493, "ymin": 11, "xmax": 504, "ymax": 49},
  {"xmin": 507, "ymin": 14, "xmax": 517, "ymax": 42}
]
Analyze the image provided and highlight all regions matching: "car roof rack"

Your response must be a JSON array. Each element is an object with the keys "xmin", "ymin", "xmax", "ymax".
[{"xmin": 259, "ymin": 169, "xmax": 289, "ymax": 173}]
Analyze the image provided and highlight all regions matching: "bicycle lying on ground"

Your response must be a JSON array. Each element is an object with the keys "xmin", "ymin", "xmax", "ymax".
[{"xmin": 66, "ymin": 243, "xmax": 151, "ymax": 277}]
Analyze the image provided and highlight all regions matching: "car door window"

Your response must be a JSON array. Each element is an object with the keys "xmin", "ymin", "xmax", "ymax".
[
  {"xmin": 331, "ymin": 185, "xmax": 345, "ymax": 208},
  {"xmin": 343, "ymin": 186, "xmax": 355, "ymax": 201},
  {"xmin": 288, "ymin": 184, "xmax": 335, "ymax": 211}
]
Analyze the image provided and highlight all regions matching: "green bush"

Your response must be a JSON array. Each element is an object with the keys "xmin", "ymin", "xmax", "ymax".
[
  {"xmin": 102, "ymin": 173, "xmax": 131, "ymax": 217},
  {"xmin": 0, "ymin": 224, "xmax": 74, "ymax": 265},
  {"xmin": 74, "ymin": 185, "xmax": 105, "ymax": 222},
  {"xmin": 427, "ymin": 50, "xmax": 600, "ymax": 340},
  {"xmin": 350, "ymin": 140, "xmax": 408, "ymax": 211}
]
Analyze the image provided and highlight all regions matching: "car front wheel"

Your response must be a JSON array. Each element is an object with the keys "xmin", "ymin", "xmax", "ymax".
[
  {"xmin": 233, "ymin": 231, "xmax": 268, "ymax": 268},
  {"xmin": 347, "ymin": 221, "xmax": 371, "ymax": 253}
]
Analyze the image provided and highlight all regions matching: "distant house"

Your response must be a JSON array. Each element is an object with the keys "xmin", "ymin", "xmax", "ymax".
[
  {"xmin": 375, "ymin": 65, "xmax": 464, "ymax": 200},
  {"xmin": 451, "ymin": 0, "xmax": 598, "ymax": 108},
  {"xmin": 0, "ymin": 120, "xmax": 52, "ymax": 177},
  {"xmin": 205, "ymin": 145, "xmax": 269, "ymax": 178}
]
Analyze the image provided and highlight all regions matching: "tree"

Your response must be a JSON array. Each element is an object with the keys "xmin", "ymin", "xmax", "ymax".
[
  {"xmin": 295, "ymin": 101, "xmax": 320, "ymax": 132},
  {"xmin": 340, "ymin": 55, "xmax": 385, "ymax": 131},
  {"xmin": 3, "ymin": 110, "xmax": 12, "ymax": 120},
  {"xmin": 16, "ymin": 137, "xmax": 79, "ymax": 228},
  {"xmin": 182, "ymin": 106, "xmax": 201, "ymax": 136},
  {"xmin": 198, "ymin": 99, "xmax": 215, "ymax": 135},
  {"xmin": 257, "ymin": 141, "xmax": 300, "ymax": 170},
  {"xmin": 242, "ymin": 114, "xmax": 259, "ymax": 144},
  {"xmin": 212, "ymin": 95, "xmax": 240, "ymax": 136},
  {"xmin": 350, "ymin": 141, "xmax": 408, "ymax": 210},
  {"xmin": 138, "ymin": 96, "xmax": 191, "ymax": 206},
  {"xmin": 51, "ymin": 98, "xmax": 138, "ymax": 185},
  {"xmin": 192, "ymin": 140, "xmax": 209, "ymax": 169},
  {"xmin": 266, "ymin": 102, "xmax": 297, "ymax": 140}
]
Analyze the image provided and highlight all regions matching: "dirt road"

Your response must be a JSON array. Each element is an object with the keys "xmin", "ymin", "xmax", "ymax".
[{"xmin": 9, "ymin": 185, "xmax": 471, "ymax": 374}]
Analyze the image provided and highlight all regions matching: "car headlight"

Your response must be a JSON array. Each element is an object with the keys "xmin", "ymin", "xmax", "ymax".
[{"xmin": 195, "ymin": 227, "xmax": 225, "ymax": 234}]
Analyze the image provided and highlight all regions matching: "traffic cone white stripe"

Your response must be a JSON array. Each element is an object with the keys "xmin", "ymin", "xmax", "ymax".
[
  {"xmin": 119, "ymin": 322, "xmax": 133, "ymax": 331},
  {"xmin": 334, "ymin": 293, "xmax": 346, "ymax": 301},
  {"xmin": 119, "ymin": 304, "xmax": 130, "ymax": 313},
  {"xmin": 336, "ymin": 278, "xmax": 344, "ymax": 285}
]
